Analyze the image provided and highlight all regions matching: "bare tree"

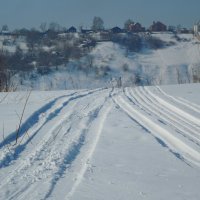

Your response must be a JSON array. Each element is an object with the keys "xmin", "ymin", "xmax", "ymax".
[
  {"xmin": 1, "ymin": 24, "xmax": 9, "ymax": 32},
  {"xmin": 26, "ymin": 28, "xmax": 42, "ymax": 52},
  {"xmin": 14, "ymin": 90, "xmax": 31, "ymax": 145},
  {"xmin": 176, "ymin": 66, "xmax": 182, "ymax": 84},
  {"xmin": 40, "ymin": 22, "xmax": 47, "ymax": 33},
  {"xmin": 0, "ymin": 54, "xmax": 7, "ymax": 91},
  {"xmin": 49, "ymin": 22, "xmax": 61, "ymax": 32},
  {"xmin": 91, "ymin": 17, "xmax": 104, "ymax": 31},
  {"xmin": 124, "ymin": 19, "xmax": 134, "ymax": 31},
  {"xmin": 192, "ymin": 66, "xmax": 200, "ymax": 83}
]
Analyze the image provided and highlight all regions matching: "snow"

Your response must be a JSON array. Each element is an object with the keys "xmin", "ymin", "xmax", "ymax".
[
  {"xmin": 9, "ymin": 33, "xmax": 200, "ymax": 90},
  {"xmin": 0, "ymin": 35, "xmax": 28, "ymax": 53},
  {"xmin": 0, "ymin": 32, "xmax": 200, "ymax": 199},
  {"xmin": 0, "ymin": 83, "xmax": 200, "ymax": 200}
]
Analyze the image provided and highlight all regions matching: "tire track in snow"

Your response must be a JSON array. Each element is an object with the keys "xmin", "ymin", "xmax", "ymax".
[
  {"xmin": 144, "ymin": 87, "xmax": 200, "ymax": 130},
  {"xmin": 113, "ymin": 91, "xmax": 200, "ymax": 167},
  {"xmin": 128, "ymin": 87, "xmax": 200, "ymax": 147},
  {"xmin": 0, "ymin": 91, "xmax": 77, "ymax": 149},
  {"xmin": 0, "ymin": 88, "xmax": 105, "ymax": 168},
  {"xmin": 0, "ymin": 89, "xmax": 107, "ymax": 197},
  {"xmin": 42, "ymin": 90, "xmax": 112, "ymax": 200},
  {"xmin": 178, "ymin": 97, "xmax": 200, "ymax": 111},
  {"xmin": 65, "ymin": 101, "xmax": 112, "ymax": 200},
  {"xmin": 0, "ymin": 88, "xmax": 111, "ymax": 200},
  {"xmin": 156, "ymin": 86, "xmax": 200, "ymax": 115},
  {"xmin": 0, "ymin": 88, "xmax": 103, "ymax": 150},
  {"xmin": 42, "ymin": 89, "xmax": 112, "ymax": 200}
]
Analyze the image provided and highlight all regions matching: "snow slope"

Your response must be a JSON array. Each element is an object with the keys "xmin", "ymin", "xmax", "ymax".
[
  {"xmin": 11, "ymin": 33, "xmax": 200, "ymax": 90},
  {"xmin": 0, "ymin": 83, "xmax": 200, "ymax": 200}
]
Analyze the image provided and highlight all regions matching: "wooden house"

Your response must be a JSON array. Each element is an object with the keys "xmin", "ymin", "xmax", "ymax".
[
  {"xmin": 129, "ymin": 23, "xmax": 145, "ymax": 32},
  {"xmin": 110, "ymin": 27, "xmax": 123, "ymax": 34},
  {"xmin": 67, "ymin": 26, "xmax": 77, "ymax": 33},
  {"xmin": 149, "ymin": 21, "xmax": 167, "ymax": 32}
]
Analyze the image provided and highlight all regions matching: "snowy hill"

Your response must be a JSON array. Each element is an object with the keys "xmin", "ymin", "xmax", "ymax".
[
  {"xmin": 0, "ymin": 83, "xmax": 200, "ymax": 199},
  {"xmin": 9, "ymin": 33, "xmax": 200, "ymax": 91}
]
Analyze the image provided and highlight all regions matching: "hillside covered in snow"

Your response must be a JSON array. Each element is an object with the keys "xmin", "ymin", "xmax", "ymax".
[
  {"xmin": 1, "ymin": 27, "xmax": 200, "ymax": 200},
  {"xmin": 1, "ymin": 32, "xmax": 200, "ymax": 91},
  {"xmin": 0, "ymin": 83, "xmax": 200, "ymax": 199}
]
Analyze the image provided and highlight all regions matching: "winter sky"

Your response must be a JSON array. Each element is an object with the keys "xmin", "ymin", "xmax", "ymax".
[{"xmin": 0, "ymin": 0, "xmax": 199, "ymax": 30}]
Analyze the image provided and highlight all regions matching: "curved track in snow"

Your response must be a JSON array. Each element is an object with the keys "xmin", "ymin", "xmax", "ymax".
[
  {"xmin": 0, "ymin": 85, "xmax": 200, "ymax": 200},
  {"xmin": 112, "ymin": 87, "xmax": 200, "ymax": 167},
  {"xmin": 0, "ymin": 88, "xmax": 112, "ymax": 200},
  {"xmin": 155, "ymin": 86, "xmax": 200, "ymax": 115}
]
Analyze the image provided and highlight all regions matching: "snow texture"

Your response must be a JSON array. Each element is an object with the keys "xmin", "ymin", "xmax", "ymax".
[{"xmin": 0, "ymin": 83, "xmax": 200, "ymax": 200}]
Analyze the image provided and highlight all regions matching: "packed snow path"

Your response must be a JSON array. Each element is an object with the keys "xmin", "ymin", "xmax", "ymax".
[{"xmin": 0, "ymin": 85, "xmax": 200, "ymax": 200}]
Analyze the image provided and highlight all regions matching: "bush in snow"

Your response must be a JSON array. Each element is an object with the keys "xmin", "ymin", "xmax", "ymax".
[
  {"xmin": 111, "ymin": 33, "xmax": 142, "ymax": 52},
  {"xmin": 144, "ymin": 36, "xmax": 166, "ymax": 49}
]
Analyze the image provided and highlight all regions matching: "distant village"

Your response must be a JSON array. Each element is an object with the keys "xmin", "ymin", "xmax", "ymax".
[{"xmin": 0, "ymin": 19, "xmax": 197, "ymax": 50}]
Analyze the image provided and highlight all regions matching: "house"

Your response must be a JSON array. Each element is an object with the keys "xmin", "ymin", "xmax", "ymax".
[
  {"xmin": 129, "ymin": 22, "xmax": 145, "ymax": 32},
  {"xmin": 67, "ymin": 26, "xmax": 77, "ymax": 33},
  {"xmin": 149, "ymin": 21, "xmax": 167, "ymax": 32},
  {"xmin": 100, "ymin": 31, "xmax": 111, "ymax": 41},
  {"xmin": 110, "ymin": 27, "xmax": 123, "ymax": 34},
  {"xmin": 0, "ymin": 30, "xmax": 11, "ymax": 36},
  {"xmin": 168, "ymin": 26, "xmax": 176, "ymax": 32},
  {"xmin": 179, "ymin": 28, "xmax": 189, "ymax": 34},
  {"xmin": 81, "ymin": 29, "xmax": 94, "ymax": 34}
]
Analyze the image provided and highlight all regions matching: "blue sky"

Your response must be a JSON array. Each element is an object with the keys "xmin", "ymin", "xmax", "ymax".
[{"xmin": 0, "ymin": 0, "xmax": 199, "ymax": 30}]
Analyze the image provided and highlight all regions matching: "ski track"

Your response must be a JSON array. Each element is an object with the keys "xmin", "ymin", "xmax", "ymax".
[
  {"xmin": 43, "ymin": 90, "xmax": 112, "ymax": 200},
  {"xmin": 144, "ymin": 87, "xmax": 200, "ymax": 129},
  {"xmin": 0, "ymin": 88, "xmax": 103, "ymax": 149},
  {"xmin": 0, "ymin": 87, "xmax": 107, "ymax": 177},
  {"xmin": 0, "ymin": 88, "xmax": 105, "ymax": 168},
  {"xmin": 131, "ymin": 87, "xmax": 200, "ymax": 146},
  {"xmin": 178, "ymin": 97, "xmax": 200, "ymax": 111},
  {"xmin": 156, "ymin": 86, "xmax": 200, "ymax": 115},
  {"xmin": 0, "ymin": 91, "xmax": 77, "ymax": 149},
  {"xmin": 65, "ymin": 99, "xmax": 112, "ymax": 200},
  {"xmin": 0, "ymin": 89, "xmax": 104, "ymax": 176},
  {"xmin": 1, "ymin": 86, "xmax": 200, "ymax": 199},
  {"xmin": 112, "ymin": 88, "xmax": 200, "ymax": 167},
  {"xmin": 0, "ymin": 88, "xmax": 112, "ymax": 200},
  {"xmin": 135, "ymin": 86, "xmax": 200, "ymax": 146}
]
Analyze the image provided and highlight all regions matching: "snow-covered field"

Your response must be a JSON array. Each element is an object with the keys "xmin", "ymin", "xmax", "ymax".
[{"xmin": 0, "ymin": 83, "xmax": 200, "ymax": 200}]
